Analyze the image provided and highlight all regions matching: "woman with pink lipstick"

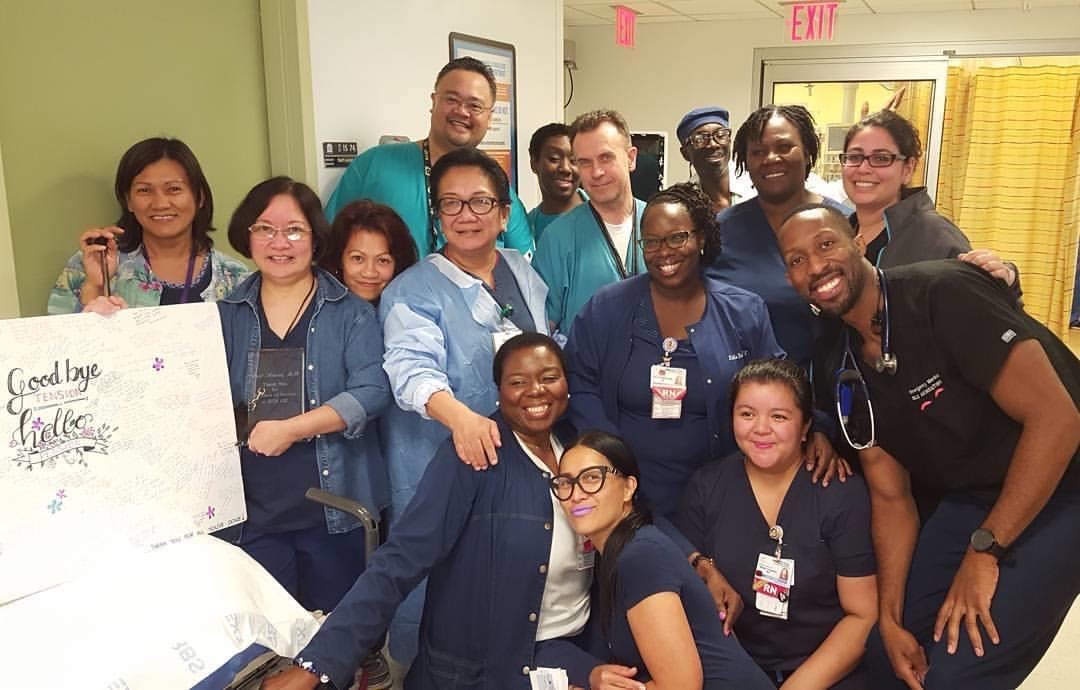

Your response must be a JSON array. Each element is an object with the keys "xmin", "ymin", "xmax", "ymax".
[
  {"xmin": 555, "ymin": 431, "xmax": 773, "ymax": 690},
  {"xmin": 49, "ymin": 137, "xmax": 249, "ymax": 314},
  {"xmin": 215, "ymin": 177, "xmax": 391, "ymax": 628},
  {"xmin": 319, "ymin": 199, "xmax": 418, "ymax": 306},
  {"xmin": 263, "ymin": 334, "xmax": 608, "ymax": 690},
  {"xmin": 679, "ymin": 359, "xmax": 878, "ymax": 689}
]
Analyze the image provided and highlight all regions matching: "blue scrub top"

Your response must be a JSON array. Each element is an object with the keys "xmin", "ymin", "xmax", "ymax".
[
  {"xmin": 678, "ymin": 455, "xmax": 876, "ymax": 674},
  {"xmin": 609, "ymin": 525, "xmax": 773, "ymax": 689}
]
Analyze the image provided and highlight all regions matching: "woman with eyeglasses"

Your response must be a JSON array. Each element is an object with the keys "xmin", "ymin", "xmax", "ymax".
[
  {"xmin": 564, "ymin": 183, "xmax": 783, "ymax": 524},
  {"xmin": 555, "ymin": 431, "xmax": 774, "ymax": 690},
  {"xmin": 48, "ymin": 137, "xmax": 250, "ymax": 314},
  {"xmin": 214, "ymin": 177, "xmax": 391, "ymax": 620},
  {"xmin": 376, "ymin": 146, "xmax": 549, "ymax": 664},
  {"xmin": 262, "ymin": 334, "xmax": 608, "ymax": 690},
  {"xmin": 678, "ymin": 359, "xmax": 877, "ymax": 689}
]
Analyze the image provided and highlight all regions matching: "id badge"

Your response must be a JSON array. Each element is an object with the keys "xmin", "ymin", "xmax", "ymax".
[
  {"xmin": 576, "ymin": 535, "xmax": 595, "ymax": 571},
  {"xmin": 650, "ymin": 364, "xmax": 687, "ymax": 419},
  {"xmin": 492, "ymin": 327, "xmax": 523, "ymax": 353},
  {"xmin": 752, "ymin": 553, "xmax": 796, "ymax": 620}
]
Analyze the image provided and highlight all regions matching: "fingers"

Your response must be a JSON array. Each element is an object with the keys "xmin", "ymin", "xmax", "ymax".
[
  {"xmin": 486, "ymin": 419, "xmax": 501, "ymax": 466},
  {"xmin": 981, "ymin": 610, "xmax": 1001, "ymax": 648},
  {"xmin": 946, "ymin": 604, "xmax": 963, "ymax": 655},
  {"xmin": 932, "ymin": 596, "xmax": 952, "ymax": 645},
  {"xmin": 965, "ymin": 611, "xmax": 985, "ymax": 656},
  {"xmin": 838, "ymin": 458, "xmax": 853, "ymax": 481}
]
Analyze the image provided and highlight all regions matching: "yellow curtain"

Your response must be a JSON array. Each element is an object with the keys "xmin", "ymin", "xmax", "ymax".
[
  {"xmin": 937, "ymin": 62, "xmax": 1080, "ymax": 337},
  {"xmin": 894, "ymin": 81, "xmax": 934, "ymax": 186}
]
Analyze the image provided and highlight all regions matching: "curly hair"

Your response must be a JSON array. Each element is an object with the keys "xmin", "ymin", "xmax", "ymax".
[
  {"xmin": 732, "ymin": 105, "xmax": 819, "ymax": 179},
  {"xmin": 642, "ymin": 182, "xmax": 722, "ymax": 264}
]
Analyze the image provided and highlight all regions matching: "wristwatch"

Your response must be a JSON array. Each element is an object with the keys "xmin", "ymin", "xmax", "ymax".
[{"xmin": 970, "ymin": 528, "xmax": 1008, "ymax": 560}]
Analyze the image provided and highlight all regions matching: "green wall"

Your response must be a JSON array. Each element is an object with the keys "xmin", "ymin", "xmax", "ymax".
[{"xmin": 0, "ymin": 0, "xmax": 270, "ymax": 315}]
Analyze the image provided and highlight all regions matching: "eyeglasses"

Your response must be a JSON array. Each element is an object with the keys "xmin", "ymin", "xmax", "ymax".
[
  {"xmin": 437, "ymin": 196, "xmax": 502, "ymax": 216},
  {"xmin": 637, "ymin": 230, "xmax": 695, "ymax": 253},
  {"xmin": 550, "ymin": 465, "xmax": 620, "ymax": 502},
  {"xmin": 248, "ymin": 222, "xmax": 312, "ymax": 242},
  {"xmin": 437, "ymin": 93, "xmax": 493, "ymax": 116},
  {"xmin": 686, "ymin": 128, "xmax": 731, "ymax": 149},
  {"xmin": 838, "ymin": 152, "xmax": 907, "ymax": 168}
]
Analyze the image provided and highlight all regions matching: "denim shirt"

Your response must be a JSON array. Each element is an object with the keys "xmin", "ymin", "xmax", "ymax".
[
  {"xmin": 296, "ymin": 413, "xmax": 583, "ymax": 690},
  {"xmin": 216, "ymin": 268, "xmax": 391, "ymax": 535},
  {"xmin": 377, "ymin": 250, "xmax": 548, "ymax": 519}
]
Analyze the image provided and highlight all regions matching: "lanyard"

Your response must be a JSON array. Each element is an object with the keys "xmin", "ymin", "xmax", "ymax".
[
  {"xmin": 422, "ymin": 139, "xmax": 438, "ymax": 254},
  {"xmin": 587, "ymin": 202, "xmax": 639, "ymax": 279},
  {"xmin": 144, "ymin": 246, "xmax": 198, "ymax": 304}
]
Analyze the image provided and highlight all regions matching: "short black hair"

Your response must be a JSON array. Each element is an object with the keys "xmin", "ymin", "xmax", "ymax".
[
  {"xmin": 320, "ymin": 199, "xmax": 418, "ymax": 285},
  {"xmin": 732, "ymin": 105, "xmax": 819, "ymax": 179},
  {"xmin": 113, "ymin": 137, "xmax": 215, "ymax": 254},
  {"xmin": 227, "ymin": 176, "xmax": 330, "ymax": 260},
  {"xmin": 492, "ymin": 332, "xmax": 566, "ymax": 385},
  {"xmin": 430, "ymin": 147, "xmax": 511, "ymax": 205},
  {"xmin": 529, "ymin": 122, "xmax": 572, "ymax": 161},
  {"xmin": 642, "ymin": 182, "xmax": 722, "ymax": 264},
  {"xmin": 434, "ymin": 56, "xmax": 497, "ymax": 102},
  {"xmin": 780, "ymin": 202, "xmax": 855, "ymax": 237},
  {"xmin": 729, "ymin": 358, "xmax": 813, "ymax": 426}
]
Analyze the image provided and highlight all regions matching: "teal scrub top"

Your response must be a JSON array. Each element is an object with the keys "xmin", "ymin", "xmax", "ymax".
[
  {"xmin": 532, "ymin": 199, "xmax": 646, "ymax": 334},
  {"xmin": 325, "ymin": 141, "xmax": 535, "ymax": 259}
]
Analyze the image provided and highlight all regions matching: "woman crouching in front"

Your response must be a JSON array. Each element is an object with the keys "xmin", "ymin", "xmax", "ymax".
[{"xmin": 553, "ymin": 432, "xmax": 774, "ymax": 690}]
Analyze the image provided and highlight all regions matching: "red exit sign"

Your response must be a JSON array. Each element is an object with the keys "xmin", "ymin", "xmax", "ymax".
[
  {"xmin": 787, "ymin": 1, "xmax": 839, "ymax": 42},
  {"xmin": 615, "ymin": 5, "xmax": 636, "ymax": 47}
]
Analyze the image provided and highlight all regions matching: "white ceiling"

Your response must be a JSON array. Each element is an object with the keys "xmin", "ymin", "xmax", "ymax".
[{"xmin": 564, "ymin": 0, "xmax": 1080, "ymax": 26}]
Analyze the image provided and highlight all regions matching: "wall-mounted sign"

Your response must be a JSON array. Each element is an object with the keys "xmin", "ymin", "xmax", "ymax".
[
  {"xmin": 616, "ymin": 6, "xmax": 636, "ymax": 48},
  {"xmin": 323, "ymin": 141, "xmax": 359, "ymax": 168},
  {"xmin": 450, "ymin": 33, "xmax": 519, "ymax": 190},
  {"xmin": 787, "ymin": 1, "xmax": 839, "ymax": 42}
]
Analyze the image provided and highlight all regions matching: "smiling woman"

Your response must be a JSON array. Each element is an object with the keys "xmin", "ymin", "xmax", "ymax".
[
  {"xmin": 47, "ymin": 138, "xmax": 250, "ymax": 315},
  {"xmin": 564, "ymin": 182, "xmax": 783, "ymax": 522},
  {"xmin": 261, "ymin": 334, "xmax": 610, "ymax": 690}
]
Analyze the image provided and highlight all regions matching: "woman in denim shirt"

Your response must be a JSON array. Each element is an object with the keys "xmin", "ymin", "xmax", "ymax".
[
  {"xmin": 264, "ymin": 334, "xmax": 604, "ymax": 690},
  {"xmin": 48, "ymin": 137, "xmax": 249, "ymax": 314},
  {"xmin": 377, "ymin": 148, "xmax": 549, "ymax": 664},
  {"xmin": 216, "ymin": 177, "xmax": 390, "ymax": 615}
]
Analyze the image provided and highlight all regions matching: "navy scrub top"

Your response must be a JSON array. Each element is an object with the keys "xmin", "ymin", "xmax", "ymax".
[{"xmin": 678, "ymin": 454, "xmax": 876, "ymax": 674}]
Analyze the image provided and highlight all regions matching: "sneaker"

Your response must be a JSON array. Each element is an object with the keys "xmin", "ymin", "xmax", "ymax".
[{"xmin": 354, "ymin": 650, "xmax": 393, "ymax": 690}]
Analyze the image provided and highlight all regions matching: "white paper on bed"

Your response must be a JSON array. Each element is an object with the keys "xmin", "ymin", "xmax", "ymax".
[
  {"xmin": 0, "ymin": 303, "xmax": 245, "ymax": 605},
  {"xmin": 0, "ymin": 535, "xmax": 320, "ymax": 689}
]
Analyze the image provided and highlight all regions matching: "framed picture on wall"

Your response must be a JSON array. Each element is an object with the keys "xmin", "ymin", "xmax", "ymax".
[{"xmin": 449, "ymin": 32, "xmax": 518, "ymax": 191}]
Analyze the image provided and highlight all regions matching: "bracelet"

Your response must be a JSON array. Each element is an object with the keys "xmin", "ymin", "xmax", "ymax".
[{"xmin": 690, "ymin": 552, "xmax": 714, "ymax": 570}]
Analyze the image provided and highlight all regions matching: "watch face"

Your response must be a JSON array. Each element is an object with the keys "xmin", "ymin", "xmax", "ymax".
[{"xmin": 971, "ymin": 528, "xmax": 995, "ymax": 552}]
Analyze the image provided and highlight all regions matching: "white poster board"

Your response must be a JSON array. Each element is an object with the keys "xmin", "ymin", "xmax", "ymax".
[{"xmin": 0, "ymin": 303, "xmax": 245, "ymax": 604}]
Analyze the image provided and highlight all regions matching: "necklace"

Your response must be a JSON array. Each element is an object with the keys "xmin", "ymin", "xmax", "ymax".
[{"xmin": 282, "ymin": 275, "xmax": 317, "ymax": 340}]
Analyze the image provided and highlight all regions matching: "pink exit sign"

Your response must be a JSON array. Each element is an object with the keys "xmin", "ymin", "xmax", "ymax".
[
  {"xmin": 615, "ymin": 5, "xmax": 636, "ymax": 47},
  {"xmin": 788, "ymin": 2, "xmax": 839, "ymax": 42}
]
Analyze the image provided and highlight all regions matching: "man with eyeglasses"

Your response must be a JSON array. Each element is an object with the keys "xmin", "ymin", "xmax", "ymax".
[
  {"xmin": 677, "ymin": 106, "xmax": 737, "ymax": 212},
  {"xmin": 533, "ymin": 109, "xmax": 645, "ymax": 336},
  {"xmin": 778, "ymin": 203, "xmax": 1080, "ymax": 690},
  {"xmin": 324, "ymin": 57, "xmax": 534, "ymax": 259}
]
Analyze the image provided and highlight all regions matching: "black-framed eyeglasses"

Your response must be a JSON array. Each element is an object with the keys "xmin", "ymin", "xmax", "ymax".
[
  {"xmin": 436, "ymin": 197, "xmax": 502, "ymax": 216},
  {"xmin": 838, "ymin": 152, "xmax": 907, "ymax": 168},
  {"xmin": 637, "ymin": 230, "xmax": 695, "ymax": 253},
  {"xmin": 248, "ymin": 222, "xmax": 312, "ymax": 242},
  {"xmin": 550, "ymin": 465, "xmax": 621, "ymax": 501},
  {"xmin": 686, "ymin": 128, "xmax": 731, "ymax": 149},
  {"xmin": 437, "ymin": 93, "xmax": 493, "ymax": 116}
]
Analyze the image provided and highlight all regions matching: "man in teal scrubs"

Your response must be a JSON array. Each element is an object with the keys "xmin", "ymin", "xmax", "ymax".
[
  {"xmin": 533, "ymin": 109, "xmax": 645, "ymax": 335},
  {"xmin": 325, "ymin": 57, "xmax": 534, "ymax": 258},
  {"xmin": 526, "ymin": 122, "xmax": 584, "ymax": 242}
]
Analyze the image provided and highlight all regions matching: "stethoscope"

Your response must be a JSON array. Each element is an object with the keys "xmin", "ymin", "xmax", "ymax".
[{"xmin": 835, "ymin": 268, "xmax": 897, "ymax": 450}]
